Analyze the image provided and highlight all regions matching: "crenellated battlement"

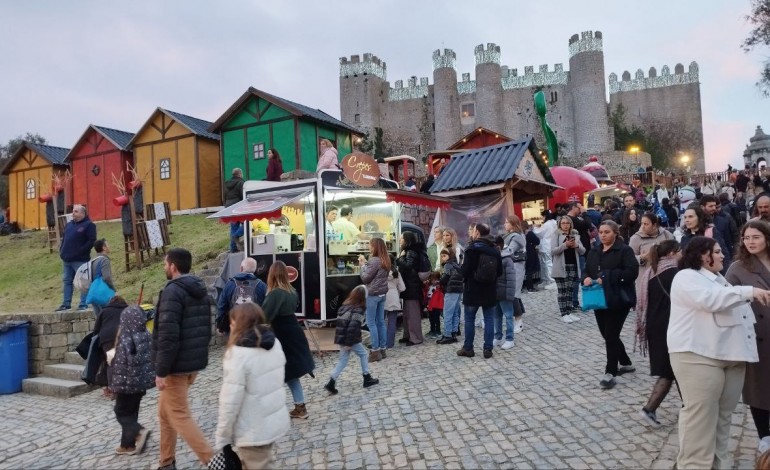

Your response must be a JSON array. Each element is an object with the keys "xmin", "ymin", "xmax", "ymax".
[
  {"xmin": 432, "ymin": 48, "xmax": 457, "ymax": 71},
  {"xmin": 340, "ymin": 53, "xmax": 387, "ymax": 80},
  {"xmin": 609, "ymin": 61, "xmax": 699, "ymax": 93},
  {"xmin": 457, "ymin": 73, "xmax": 476, "ymax": 94},
  {"xmin": 389, "ymin": 76, "xmax": 430, "ymax": 101},
  {"xmin": 474, "ymin": 43, "xmax": 501, "ymax": 65},
  {"xmin": 568, "ymin": 30, "xmax": 603, "ymax": 58},
  {"xmin": 501, "ymin": 63, "xmax": 567, "ymax": 89}
]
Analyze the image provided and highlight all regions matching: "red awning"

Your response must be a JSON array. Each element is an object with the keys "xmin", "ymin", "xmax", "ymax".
[
  {"xmin": 384, "ymin": 189, "xmax": 451, "ymax": 210},
  {"xmin": 208, "ymin": 188, "xmax": 311, "ymax": 224}
]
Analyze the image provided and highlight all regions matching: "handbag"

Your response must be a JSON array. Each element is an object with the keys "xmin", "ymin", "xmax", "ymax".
[
  {"xmin": 76, "ymin": 331, "xmax": 95, "ymax": 359},
  {"xmin": 581, "ymin": 282, "xmax": 608, "ymax": 311},
  {"xmin": 208, "ymin": 445, "xmax": 242, "ymax": 470},
  {"xmin": 85, "ymin": 259, "xmax": 115, "ymax": 307}
]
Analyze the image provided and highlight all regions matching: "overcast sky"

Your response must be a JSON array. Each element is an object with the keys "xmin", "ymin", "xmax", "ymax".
[{"xmin": 0, "ymin": 1, "xmax": 766, "ymax": 172}]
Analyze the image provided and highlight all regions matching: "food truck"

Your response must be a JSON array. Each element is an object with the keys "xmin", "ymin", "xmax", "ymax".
[{"xmin": 209, "ymin": 153, "xmax": 450, "ymax": 321}]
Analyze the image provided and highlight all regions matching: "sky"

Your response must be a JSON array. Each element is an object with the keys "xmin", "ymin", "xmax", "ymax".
[{"xmin": 0, "ymin": 0, "xmax": 766, "ymax": 172}]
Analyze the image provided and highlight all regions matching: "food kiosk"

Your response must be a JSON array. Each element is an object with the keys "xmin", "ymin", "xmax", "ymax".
[{"xmin": 209, "ymin": 153, "xmax": 450, "ymax": 321}]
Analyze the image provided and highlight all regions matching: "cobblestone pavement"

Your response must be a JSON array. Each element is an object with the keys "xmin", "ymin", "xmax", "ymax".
[{"xmin": 0, "ymin": 289, "xmax": 761, "ymax": 469}]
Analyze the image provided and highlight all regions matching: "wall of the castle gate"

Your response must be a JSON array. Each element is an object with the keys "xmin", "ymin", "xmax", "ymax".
[
  {"xmin": 609, "ymin": 83, "xmax": 704, "ymax": 172},
  {"xmin": 381, "ymin": 97, "xmax": 429, "ymax": 156}
]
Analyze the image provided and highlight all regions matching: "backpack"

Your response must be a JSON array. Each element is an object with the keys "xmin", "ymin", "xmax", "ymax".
[
  {"xmin": 231, "ymin": 278, "xmax": 261, "ymax": 306},
  {"xmin": 73, "ymin": 256, "xmax": 105, "ymax": 293},
  {"xmin": 473, "ymin": 253, "xmax": 499, "ymax": 283}
]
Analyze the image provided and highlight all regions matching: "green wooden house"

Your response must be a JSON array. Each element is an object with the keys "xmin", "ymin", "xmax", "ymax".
[{"xmin": 209, "ymin": 87, "xmax": 362, "ymax": 181}]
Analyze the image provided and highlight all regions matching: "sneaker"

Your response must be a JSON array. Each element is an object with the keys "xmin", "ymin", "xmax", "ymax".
[
  {"xmin": 501, "ymin": 340, "xmax": 515, "ymax": 350},
  {"xmin": 759, "ymin": 436, "xmax": 770, "ymax": 454},
  {"xmin": 493, "ymin": 339, "xmax": 504, "ymax": 347},
  {"xmin": 514, "ymin": 317, "xmax": 523, "ymax": 333},
  {"xmin": 568, "ymin": 313, "xmax": 581, "ymax": 322},
  {"xmin": 456, "ymin": 348, "xmax": 475, "ymax": 358},
  {"xmin": 483, "ymin": 349, "xmax": 493, "ymax": 359},
  {"xmin": 638, "ymin": 408, "xmax": 662, "ymax": 428},
  {"xmin": 289, "ymin": 403, "xmax": 308, "ymax": 419},
  {"xmin": 116, "ymin": 446, "xmax": 138, "ymax": 456},
  {"xmin": 55, "ymin": 305, "xmax": 70, "ymax": 312},
  {"xmin": 561, "ymin": 315, "xmax": 575, "ymax": 323},
  {"xmin": 77, "ymin": 305, "xmax": 89, "ymax": 311},
  {"xmin": 599, "ymin": 373, "xmax": 616, "ymax": 389},
  {"xmin": 436, "ymin": 336, "xmax": 457, "ymax": 344},
  {"xmin": 135, "ymin": 428, "xmax": 150, "ymax": 453},
  {"xmin": 618, "ymin": 364, "xmax": 636, "ymax": 375}
]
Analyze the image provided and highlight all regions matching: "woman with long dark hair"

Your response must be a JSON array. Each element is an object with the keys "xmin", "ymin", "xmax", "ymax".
[
  {"xmin": 635, "ymin": 240, "xmax": 681, "ymax": 428},
  {"xmin": 215, "ymin": 303, "xmax": 289, "ymax": 468},
  {"xmin": 262, "ymin": 261, "xmax": 315, "ymax": 420},
  {"xmin": 396, "ymin": 231, "xmax": 427, "ymax": 346},
  {"xmin": 669, "ymin": 236, "xmax": 769, "ymax": 468},
  {"xmin": 619, "ymin": 208, "xmax": 640, "ymax": 244},
  {"xmin": 725, "ymin": 221, "xmax": 770, "ymax": 454},
  {"xmin": 583, "ymin": 220, "xmax": 639, "ymax": 390},
  {"xmin": 679, "ymin": 205, "xmax": 727, "ymax": 252},
  {"xmin": 358, "ymin": 238, "xmax": 391, "ymax": 362},
  {"xmin": 266, "ymin": 148, "xmax": 283, "ymax": 182}
]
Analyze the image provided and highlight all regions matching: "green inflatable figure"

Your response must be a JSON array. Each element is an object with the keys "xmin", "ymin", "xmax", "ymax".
[{"xmin": 534, "ymin": 90, "xmax": 559, "ymax": 167}]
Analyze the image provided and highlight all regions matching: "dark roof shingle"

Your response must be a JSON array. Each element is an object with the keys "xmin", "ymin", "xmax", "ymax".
[
  {"xmin": 429, "ymin": 137, "xmax": 553, "ymax": 193},
  {"xmin": 164, "ymin": 109, "xmax": 220, "ymax": 141},
  {"xmin": 27, "ymin": 142, "xmax": 70, "ymax": 165},
  {"xmin": 92, "ymin": 125, "xmax": 135, "ymax": 150}
]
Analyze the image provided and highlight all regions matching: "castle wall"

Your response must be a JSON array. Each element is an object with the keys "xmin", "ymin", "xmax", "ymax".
[
  {"xmin": 380, "ymin": 96, "xmax": 429, "ymax": 157},
  {"xmin": 474, "ymin": 44, "xmax": 503, "ymax": 133},
  {"xmin": 432, "ymin": 49, "xmax": 461, "ymax": 150},
  {"xmin": 339, "ymin": 53, "xmax": 387, "ymax": 136}
]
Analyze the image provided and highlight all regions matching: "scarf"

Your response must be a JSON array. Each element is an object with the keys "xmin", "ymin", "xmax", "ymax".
[{"xmin": 633, "ymin": 257, "xmax": 678, "ymax": 356}]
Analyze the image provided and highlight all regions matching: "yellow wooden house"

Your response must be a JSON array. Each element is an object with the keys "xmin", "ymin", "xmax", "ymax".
[
  {"xmin": 2, "ymin": 142, "xmax": 70, "ymax": 229},
  {"xmin": 128, "ymin": 108, "xmax": 221, "ymax": 211}
]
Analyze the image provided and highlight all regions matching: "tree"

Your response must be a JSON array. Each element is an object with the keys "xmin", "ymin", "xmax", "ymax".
[
  {"xmin": 743, "ymin": 0, "xmax": 770, "ymax": 97},
  {"xmin": 0, "ymin": 133, "xmax": 47, "ymax": 207},
  {"xmin": 358, "ymin": 127, "xmax": 389, "ymax": 159}
]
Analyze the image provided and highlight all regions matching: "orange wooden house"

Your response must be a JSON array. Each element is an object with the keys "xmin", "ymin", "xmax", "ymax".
[
  {"xmin": 427, "ymin": 127, "xmax": 512, "ymax": 175},
  {"xmin": 128, "ymin": 108, "xmax": 221, "ymax": 211},
  {"xmin": 2, "ymin": 142, "xmax": 70, "ymax": 229},
  {"xmin": 67, "ymin": 125, "xmax": 134, "ymax": 222}
]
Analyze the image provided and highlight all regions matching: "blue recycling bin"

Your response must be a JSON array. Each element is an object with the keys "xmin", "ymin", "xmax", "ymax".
[{"xmin": 0, "ymin": 321, "xmax": 31, "ymax": 394}]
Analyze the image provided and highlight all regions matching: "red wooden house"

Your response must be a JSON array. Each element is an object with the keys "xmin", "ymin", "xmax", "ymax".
[
  {"xmin": 427, "ymin": 127, "xmax": 512, "ymax": 175},
  {"xmin": 66, "ymin": 125, "xmax": 134, "ymax": 221}
]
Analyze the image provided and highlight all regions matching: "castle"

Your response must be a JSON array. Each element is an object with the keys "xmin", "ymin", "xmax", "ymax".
[{"xmin": 339, "ymin": 31, "xmax": 705, "ymax": 173}]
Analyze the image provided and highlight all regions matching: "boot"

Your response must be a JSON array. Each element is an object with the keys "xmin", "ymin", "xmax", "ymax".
[
  {"xmin": 379, "ymin": 348, "xmax": 386, "ymax": 359},
  {"xmin": 289, "ymin": 403, "xmax": 308, "ymax": 419},
  {"xmin": 368, "ymin": 349, "xmax": 382, "ymax": 362},
  {"xmin": 363, "ymin": 373, "xmax": 380, "ymax": 388},
  {"xmin": 324, "ymin": 378, "xmax": 338, "ymax": 395}
]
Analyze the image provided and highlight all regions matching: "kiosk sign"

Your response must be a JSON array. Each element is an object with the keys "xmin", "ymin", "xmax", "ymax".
[{"xmin": 341, "ymin": 152, "xmax": 380, "ymax": 187}]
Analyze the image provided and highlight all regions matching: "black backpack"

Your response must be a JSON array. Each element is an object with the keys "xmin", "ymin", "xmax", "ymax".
[{"xmin": 473, "ymin": 253, "xmax": 499, "ymax": 283}]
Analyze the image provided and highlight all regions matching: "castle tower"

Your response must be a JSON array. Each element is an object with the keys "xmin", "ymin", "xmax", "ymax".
[
  {"xmin": 432, "ymin": 48, "xmax": 461, "ymax": 150},
  {"xmin": 474, "ymin": 43, "xmax": 503, "ymax": 133},
  {"xmin": 339, "ymin": 53, "xmax": 387, "ymax": 134},
  {"xmin": 567, "ymin": 31, "xmax": 613, "ymax": 157}
]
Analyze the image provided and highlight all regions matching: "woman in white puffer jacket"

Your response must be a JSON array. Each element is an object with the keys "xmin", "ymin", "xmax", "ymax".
[{"xmin": 216, "ymin": 303, "xmax": 290, "ymax": 470}]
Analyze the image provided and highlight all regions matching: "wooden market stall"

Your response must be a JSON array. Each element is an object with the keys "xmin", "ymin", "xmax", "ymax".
[{"xmin": 426, "ymin": 126, "xmax": 513, "ymax": 176}]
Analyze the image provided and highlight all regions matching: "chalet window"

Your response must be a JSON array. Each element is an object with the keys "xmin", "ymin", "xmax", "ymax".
[
  {"xmin": 461, "ymin": 103, "xmax": 475, "ymax": 118},
  {"xmin": 253, "ymin": 143, "xmax": 266, "ymax": 160},
  {"xmin": 25, "ymin": 179, "xmax": 35, "ymax": 199},
  {"xmin": 354, "ymin": 114, "xmax": 361, "ymax": 123},
  {"xmin": 159, "ymin": 159, "xmax": 171, "ymax": 180}
]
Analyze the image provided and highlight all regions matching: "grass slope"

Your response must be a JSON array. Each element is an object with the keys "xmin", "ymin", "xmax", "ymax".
[{"xmin": 0, "ymin": 214, "xmax": 230, "ymax": 313}]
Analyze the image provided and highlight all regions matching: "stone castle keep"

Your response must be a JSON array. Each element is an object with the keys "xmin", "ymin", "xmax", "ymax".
[{"xmin": 339, "ymin": 31, "xmax": 705, "ymax": 172}]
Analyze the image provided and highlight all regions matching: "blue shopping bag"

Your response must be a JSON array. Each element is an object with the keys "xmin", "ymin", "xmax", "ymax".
[
  {"xmin": 581, "ymin": 282, "xmax": 607, "ymax": 311},
  {"xmin": 85, "ymin": 259, "xmax": 115, "ymax": 307}
]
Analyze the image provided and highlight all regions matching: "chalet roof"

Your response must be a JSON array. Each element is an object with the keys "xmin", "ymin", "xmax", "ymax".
[
  {"xmin": 2, "ymin": 142, "xmax": 70, "ymax": 175},
  {"xmin": 429, "ymin": 137, "xmax": 553, "ymax": 193},
  {"xmin": 209, "ymin": 87, "xmax": 362, "ymax": 135},
  {"xmin": 447, "ymin": 127, "xmax": 513, "ymax": 150},
  {"xmin": 92, "ymin": 125, "xmax": 135, "ymax": 150},
  {"xmin": 127, "ymin": 108, "xmax": 219, "ymax": 147}
]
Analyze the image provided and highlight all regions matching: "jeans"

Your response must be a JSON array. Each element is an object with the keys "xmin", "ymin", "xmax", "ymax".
[
  {"xmin": 463, "ymin": 304, "xmax": 495, "ymax": 351},
  {"xmin": 494, "ymin": 300, "xmax": 515, "ymax": 341},
  {"xmin": 365, "ymin": 295, "xmax": 386, "ymax": 350},
  {"xmin": 157, "ymin": 373, "xmax": 213, "ymax": 467},
  {"xmin": 443, "ymin": 293, "xmax": 461, "ymax": 336},
  {"xmin": 572, "ymin": 255, "xmax": 586, "ymax": 307},
  {"xmin": 114, "ymin": 391, "xmax": 145, "ymax": 448},
  {"xmin": 229, "ymin": 222, "xmax": 244, "ymax": 252},
  {"xmin": 62, "ymin": 261, "xmax": 87, "ymax": 308},
  {"xmin": 385, "ymin": 310, "xmax": 399, "ymax": 348},
  {"xmin": 330, "ymin": 342, "xmax": 370, "ymax": 379},
  {"xmin": 286, "ymin": 378, "xmax": 304, "ymax": 404}
]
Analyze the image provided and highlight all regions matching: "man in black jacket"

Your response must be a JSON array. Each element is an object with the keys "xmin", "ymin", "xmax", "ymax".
[
  {"xmin": 153, "ymin": 248, "xmax": 213, "ymax": 469},
  {"xmin": 224, "ymin": 168, "xmax": 244, "ymax": 253},
  {"xmin": 457, "ymin": 223, "xmax": 502, "ymax": 359}
]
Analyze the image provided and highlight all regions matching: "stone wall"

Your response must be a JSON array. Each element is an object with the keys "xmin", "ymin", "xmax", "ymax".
[{"xmin": 401, "ymin": 205, "xmax": 438, "ymax": 236}]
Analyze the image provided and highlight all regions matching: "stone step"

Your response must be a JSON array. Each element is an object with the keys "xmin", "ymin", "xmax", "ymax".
[
  {"xmin": 43, "ymin": 363, "xmax": 85, "ymax": 381},
  {"xmin": 22, "ymin": 377, "xmax": 94, "ymax": 398},
  {"xmin": 64, "ymin": 351, "xmax": 85, "ymax": 366}
]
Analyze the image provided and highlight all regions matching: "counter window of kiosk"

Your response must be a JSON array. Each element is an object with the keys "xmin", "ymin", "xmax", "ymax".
[
  {"xmin": 248, "ymin": 189, "xmax": 317, "ymax": 255},
  {"xmin": 323, "ymin": 189, "xmax": 398, "ymax": 277}
]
